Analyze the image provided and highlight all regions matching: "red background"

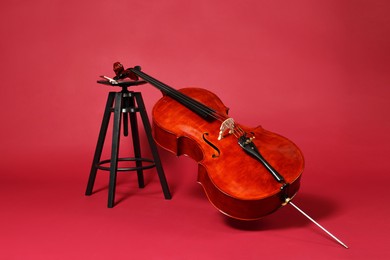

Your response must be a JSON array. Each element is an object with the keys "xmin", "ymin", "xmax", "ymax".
[{"xmin": 1, "ymin": 0, "xmax": 389, "ymax": 259}]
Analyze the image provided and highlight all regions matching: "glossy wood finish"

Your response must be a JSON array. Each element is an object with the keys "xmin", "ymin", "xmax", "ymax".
[{"xmin": 152, "ymin": 88, "xmax": 305, "ymax": 220}]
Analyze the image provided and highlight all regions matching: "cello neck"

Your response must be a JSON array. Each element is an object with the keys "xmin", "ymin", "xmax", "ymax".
[{"xmin": 130, "ymin": 66, "xmax": 216, "ymax": 121}]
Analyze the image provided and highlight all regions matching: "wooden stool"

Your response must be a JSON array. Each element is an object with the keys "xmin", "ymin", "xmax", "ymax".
[{"xmin": 85, "ymin": 80, "xmax": 171, "ymax": 207}]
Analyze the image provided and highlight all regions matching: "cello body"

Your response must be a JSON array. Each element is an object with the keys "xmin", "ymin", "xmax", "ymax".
[{"xmin": 151, "ymin": 87, "xmax": 304, "ymax": 220}]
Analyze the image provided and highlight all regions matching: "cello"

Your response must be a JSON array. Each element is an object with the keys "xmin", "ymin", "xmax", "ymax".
[{"xmin": 108, "ymin": 62, "xmax": 348, "ymax": 248}]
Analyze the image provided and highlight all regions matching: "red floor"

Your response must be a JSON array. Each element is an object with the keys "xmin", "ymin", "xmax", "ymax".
[{"xmin": 1, "ymin": 146, "xmax": 388, "ymax": 259}]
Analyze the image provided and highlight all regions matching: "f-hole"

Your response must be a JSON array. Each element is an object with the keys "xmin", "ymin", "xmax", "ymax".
[{"xmin": 203, "ymin": 133, "xmax": 220, "ymax": 158}]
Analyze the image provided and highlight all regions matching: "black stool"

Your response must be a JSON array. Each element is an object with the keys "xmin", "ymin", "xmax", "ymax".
[{"xmin": 85, "ymin": 80, "xmax": 171, "ymax": 207}]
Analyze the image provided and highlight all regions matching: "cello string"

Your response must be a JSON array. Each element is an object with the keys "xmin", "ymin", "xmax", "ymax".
[
  {"xmin": 133, "ymin": 70, "xmax": 245, "ymax": 127},
  {"xmin": 132, "ymin": 69, "xmax": 224, "ymax": 121},
  {"xmin": 288, "ymin": 201, "xmax": 349, "ymax": 249},
  {"xmin": 131, "ymin": 68, "xmax": 249, "ymax": 139}
]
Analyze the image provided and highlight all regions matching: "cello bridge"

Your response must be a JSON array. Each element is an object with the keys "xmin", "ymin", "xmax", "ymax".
[{"xmin": 218, "ymin": 118, "xmax": 235, "ymax": 140}]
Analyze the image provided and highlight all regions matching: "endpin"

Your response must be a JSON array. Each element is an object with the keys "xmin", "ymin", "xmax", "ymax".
[{"xmin": 287, "ymin": 199, "xmax": 349, "ymax": 249}]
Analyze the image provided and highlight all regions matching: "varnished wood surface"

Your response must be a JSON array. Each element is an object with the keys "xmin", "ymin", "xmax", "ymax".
[{"xmin": 152, "ymin": 88, "xmax": 304, "ymax": 220}]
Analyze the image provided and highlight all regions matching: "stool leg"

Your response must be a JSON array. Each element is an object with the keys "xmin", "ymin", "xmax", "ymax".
[
  {"xmin": 135, "ymin": 93, "xmax": 172, "ymax": 199},
  {"xmin": 86, "ymin": 92, "xmax": 116, "ymax": 196},
  {"xmin": 108, "ymin": 92, "xmax": 123, "ymax": 208},
  {"xmin": 128, "ymin": 93, "xmax": 145, "ymax": 188},
  {"xmin": 122, "ymin": 91, "xmax": 129, "ymax": 137}
]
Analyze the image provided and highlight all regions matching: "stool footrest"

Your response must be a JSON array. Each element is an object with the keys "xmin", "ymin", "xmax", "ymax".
[{"xmin": 96, "ymin": 157, "xmax": 156, "ymax": 172}]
